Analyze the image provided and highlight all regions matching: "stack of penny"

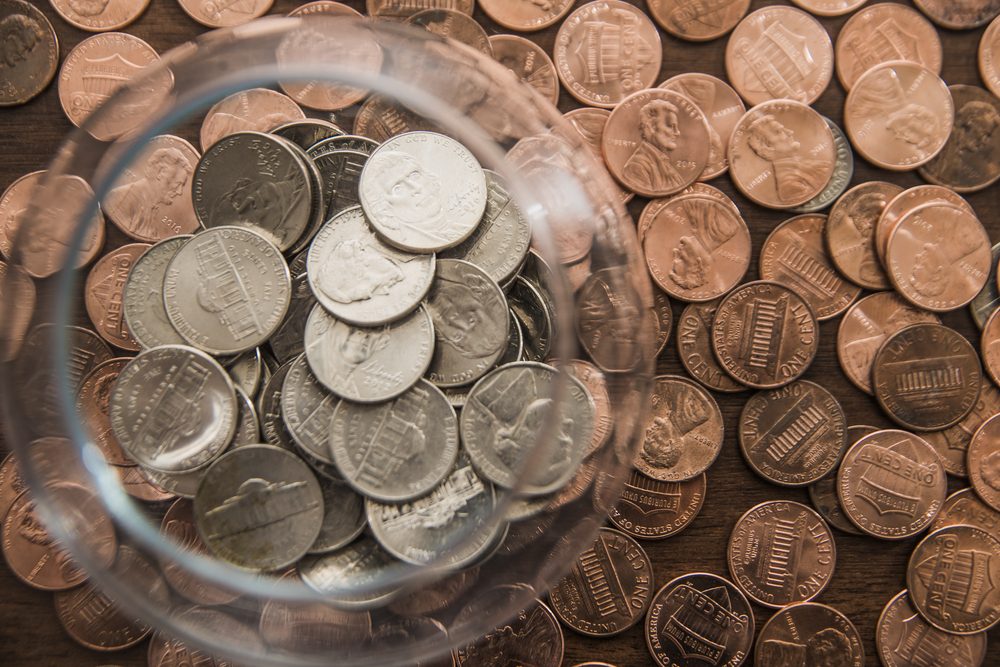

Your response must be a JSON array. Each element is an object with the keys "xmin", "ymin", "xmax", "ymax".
[{"xmin": 2, "ymin": 1, "xmax": 1000, "ymax": 666}]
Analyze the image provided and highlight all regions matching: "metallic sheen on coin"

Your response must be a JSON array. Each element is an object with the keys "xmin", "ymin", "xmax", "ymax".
[
  {"xmin": 877, "ymin": 589, "xmax": 988, "ymax": 667},
  {"xmin": 754, "ymin": 602, "xmax": 864, "ymax": 667}
]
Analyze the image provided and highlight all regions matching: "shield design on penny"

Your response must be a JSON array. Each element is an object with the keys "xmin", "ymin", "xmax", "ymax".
[
  {"xmin": 856, "ymin": 439, "xmax": 935, "ymax": 517},
  {"xmin": 664, "ymin": 583, "xmax": 743, "ymax": 662}
]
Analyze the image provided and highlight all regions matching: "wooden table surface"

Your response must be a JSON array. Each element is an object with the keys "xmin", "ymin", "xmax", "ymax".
[{"xmin": 1, "ymin": 0, "xmax": 998, "ymax": 665}]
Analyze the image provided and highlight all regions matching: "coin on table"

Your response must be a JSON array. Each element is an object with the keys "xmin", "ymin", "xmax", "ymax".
[
  {"xmin": 739, "ymin": 380, "xmax": 848, "ymax": 487},
  {"xmin": 755, "ymin": 602, "xmax": 864, "ymax": 667},
  {"xmin": 331, "ymin": 379, "xmax": 459, "ymax": 502},
  {"xmin": 826, "ymin": 181, "xmax": 902, "ymax": 291},
  {"xmin": 148, "ymin": 632, "xmax": 241, "ymax": 667},
  {"xmin": 455, "ymin": 598, "xmax": 564, "ymax": 667},
  {"xmin": 790, "ymin": 117, "xmax": 854, "ymax": 215},
  {"xmin": 50, "ymin": 0, "xmax": 149, "ymax": 31},
  {"xmin": 676, "ymin": 301, "xmax": 745, "ymax": 393},
  {"xmin": 712, "ymin": 281, "xmax": 819, "ymax": 389},
  {"xmin": 808, "ymin": 427, "xmax": 877, "ymax": 536},
  {"xmin": 407, "ymin": 9, "xmax": 492, "ymax": 55},
  {"xmin": 549, "ymin": 528, "xmax": 652, "ymax": 637},
  {"xmin": 838, "ymin": 429, "xmax": 947, "ymax": 539},
  {"xmin": 280, "ymin": 354, "xmax": 339, "ymax": 465},
  {"xmin": 177, "ymin": 0, "xmax": 272, "ymax": 27},
  {"xmin": 304, "ymin": 303, "xmax": 433, "ymax": 403},
  {"xmin": 876, "ymin": 185, "xmax": 976, "ymax": 266},
  {"xmin": 835, "ymin": 3, "xmax": 941, "ymax": 92},
  {"xmin": 0, "ymin": 0, "xmax": 58, "ymax": 106},
  {"xmin": 602, "ymin": 89, "xmax": 710, "ymax": 198},
  {"xmin": 660, "ymin": 73, "xmax": 745, "ymax": 180},
  {"xmin": 359, "ymin": 131, "xmax": 486, "ymax": 253},
  {"xmin": 562, "ymin": 108, "xmax": 633, "ymax": 204},
  {"xmin": 299, "ymin": 534, "xmax": 404, "ymax": 608},
  {"xmin": 576, "ymin": 267, "xmax": 643, "ymax": 373},
  {"xmin": 609, "ymin": 470, "xmax": 706, "ymax": 540},
  {"xmin": 932, "ymin": 487, "xmax": 1000, "ymax": 534},
  {"xmin": 924, "ymin": 382, "xmax": 1000, "ymax": 478},
  {"xmin": 845, "ymin": 61, "xmax": 954, "ymax": 170},
  {"xmin": 488, "ymin": 34, "xmax": 558, "ymax": 106},
  {"xmin": 790, "ymin": 0, "xmax": 868, "ymax": 16},
  {"xmin": 194, "ymin": 444, "xmax": 323, "ymax": 571},
  {"xmin": 634, "ymin": 375, "xmax": 723, "ymax": 483},
  {"xmin": 981, "ymin": 307, "xmax": 1000, "ymax": 386},
  {"xmin": 0, "ymin": 260, "xmax": 33, "ymax": 361},
  {"xmin": 918, "ymin": 84, "xmax": 1000, "ymax": 193},
  {"xmin": 0, "ymin": 453, "xmax": 25, "ymax": 523},
  {"xmin": 478, "ymin": 0, "xmax": 572, "ymax": 31},
  {"xmin": 77, "ymin": 358, "xmax": 133, "ymax": 466},
  {"xmin": 725, "ymin": 6, "xmax": 833, "ymax": 106},
  {"xmin": 159, "ymin": 498, "xmax": 240, "ymax": 606},
  {"xmin": 367, "ymin": 0, "xmax": 472, "ymax": 18},
  {"xmin": 913, "ymin": 0, "xmax": 1000, "ymax": 29},
  {"xmin": 968, "ymin": 414, "xmax": 1000, "ymax": 511},
  {"xmin": 310, "ymin": 478, "xmax": 366, "ymax": 555},
  {"xmin": 980, "ymin": 16, "xmax": 1000, "ymax": 99},
  {"xmin": 647, "ymin": 0, "xmax": 750, "ymax": 41},
  {"xmin": 200, "ymin": 88, "xmax": 304, "ymax": 151},
  {"xmin": 84, "ymin": 243, "xmax": 149, "ymax": 351},
  {"xmin": 970, "ymin": 243, "xmax": 1000, "ymax": 329},
  {"xmin": 554, "ymin": 1, "xmax": 661, "ymax": 109},
  {"xmin": 728, "ymin": 100, "xmax": 836, "ymax": 209},
  {"xmin": 260, "ymin": 572, "xmax": 373, "ymax": 652},
  {"xmin": 877, "ymin": 589, "xmax": 988, "ymax": 667},
  {"xmin": 907, "ymin": 524, "xmax": 1000, "ymax": 633},
  {"xmin": 643, "ymin": 195, "xmax": 750, "ymax": 302},
  {"xmin": 645, "ymin": 572, "xmax": 754, "ymax": 667},
  {"xmin": 759, "ymin": 214, "xmax": 860, "ymax": 320},
  {"xmin": 872, "ymin": 323, "xmax": 982, "ymax": 431}
]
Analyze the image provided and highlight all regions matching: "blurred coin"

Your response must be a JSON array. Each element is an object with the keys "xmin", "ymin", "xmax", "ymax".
[
  {"xmin": 564, "ymin": 360, "xmax": 611, "ymax": 455},
  {"xmin": 310, "ymin": 478, "xmax": 365, "ymax": 555},
  {"xmin": 116, "ymin": 463, "xmax": 176, "ymax": 503},
  {"xmin": 0, "ymin": 260, "xmax": 34, "ymax": 361},
  {"xmin": 554, "ymin": 1, "xmax": 662, "ymax": 109},
  {"xmin": 159, "ymin": 499, "xmax": 240, "ymax": 605},
  {"xmin": 308, "ymin": 134, "xmax": 378, "ymax": 157},
  {"xmin": 638, "ymin": 184, "xmax": 741, "ymax": 244},
  {"xmin": 562, "ymin": 108, "xmax": 633, "ymax": 204},
  {"xmin": 231, "ymin": 386, "xmax": 260, "ymax": 445},
  {"xmin": 0, "ymin": 453, "xmax": 25, "ymax": 522},
  {"xmin": 924, "ymin": 382, "xmax": 1000, "ymax": 477},
  {"xmin": 77, "ymin": 358, "xmax": 133, "ymax": 466},
  {"xmin": 651, "ymin": 289, "xmax": 672, "ymax": 356},
  {"xmin": 918, "ymin": 85, "xmax": 1000, "ymax": 193},
  {"xmin": 455, "ymin": 598, "xmax": 563, "ymax": 667},
  {"xmin": 647, "ymin": 0, "xmax": 750, "ymax": 41},
  {"xmin": 353, "ymin": 94, "xmax": 438, "ymax": 142},
  {"xmin": 980, "ymin": 16, "xmax": 1000, "ymax": 98},
  {"xmin": 981, "ymin": 307, "xmax": 1000, "ymax": 386},
  {"xmin": 931, "ymin": 487, "xmax": 1000, "ymax": 533},
  {"xmin": 281, "ymin": 354, "xmax": 339, "ymax": 464},
  {"xmin": 790, "ymin": 0, "xmax": 867, "ymax": 16},
  {"xmin": 288, "ymin": 0, "xmax": 360, "ymax": 17},
  {"xmin": 969, "ymin": 243, "xmax": 1000, "ymax": 328},
  {"xmin": 677, "ymin": 300, "xmax": 744, "ymax": 393},
  {"xmin": 661, "ymin": 73, "xmax": 745, "ymax": 180},
  {"xmin": 790, "ymin": 118, "xmax": 854, "ymax": 214},
  {"xmin": 200, "ymin": 88, "xmax": 304, "ymax": 151},
  {"xmin": 478, "ymin": 0, "xmax": 572, "ymax": 31},
  {"xmin": 837, "ymin": 429, "xmax": 946, "ymax": 539},
  {"xmin": 826, "ymin": 181, "xmax": 901, "ymax": 291},
  {"xmin": 310, "ymin": 148, "xmax": 369, "ymax": 218},
  {"xmin": 609, "ymin": 470, "xmax": 706, "ymax": 540},
  {"xmin": 177, "ymin": 0, "xmax": 272, "ymax": 28},
  {"xmin": 267, "ymin": 249, "xmax": 312, "ymax": 363},
  {"xmin": 256, "ymin": 358, "xmax": 297, "ymax": 452},
  {"xmin": 968, "ymin": 414, "xmax": 1000, "ymax": 511},
  {"xmin": 367, "ymin": 0, "xmax": 472, "ymax": 18},
  {"xmin": 509, "ymin": 275, "xmax": 553, "ymax": 363},
  {"xmin": 576, "ymin": 266, "xmax": 644, "ymax": 372},
  {"xmin": 299, "ymin": 535, "xmax": 404, "ymax": 609},
  {"xmin": 490, "ymin": 34, "xmax": 558, "ymax": 106},
  {"xmin": 223, "ymin": 347, "xmax": 263, "ymax": 399},
  {"xmin": 877, "ymin": 589, "xmax": 988, "ymax": 667},
  {"xmin": 876, "ymin": 184, "xmax": 974, "ymax": 265},
  {"xmin": 913, "ymin": 0, "xmax": 1000, "ymax": 29},
  {"xmin": 408, "ymin": 9, "xmax": 491, "ymax": 55},
  {"xmin": 754, "ymin": 602, "xmax": 863, "ymax": 667},
  {"xmin": 121, "ymin": 235, "xmax": 189, "ymax": 349},
  {"xmin": 148, "ymin": 632, "xmax": 239, "ymax": 667},
  {"xmin": 371, "ymin": 616, "xmax": 453, "ymax": 667},
  {"xmin": 50, "ymin": 0, "xmax": 149, "ymax": 31},
  {"xmin": 272, "ymin": 119, "xmax": 344, "ymax": 150},
  {"xmin": 85, "ymin": 243, "xmax": 149, "ymax": 351},
  {"xmin": 0, "ymin": 0, "xmax": 57, "ymax": 106}
]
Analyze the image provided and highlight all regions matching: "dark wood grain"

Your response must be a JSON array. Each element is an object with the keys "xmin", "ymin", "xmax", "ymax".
[{"xmin": 1, "ymin": 1, "xmax": 998, "ymax": 665}]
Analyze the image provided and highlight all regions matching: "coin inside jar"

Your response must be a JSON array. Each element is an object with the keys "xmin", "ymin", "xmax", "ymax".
[
  {"xmin": 968, "ymin": 414, "xmax": 1000, "ymax": 511},
  {"xmin": 754, "ymin": 602, "xmax": 864, "ymax": 667},
  {"xmin": 84, "ymin": 243, "xmax": 150, "ymax": 352},
  {"xmin": 200, "ymin": 88, "xmax": 305, "ymax": 151},
  {"xmin": 489, "ymin": 34, "xmax": 559, "ymax": 105},
  {"xmin": 826, "ymin": 181, "xmax": 903, "ymax": 291},
  {"xmin": 608, "ymin": 470, "xmax": 706, "ymax": 540},
  {"xmin": 877, "ymin": 590, "xmax": 988, "ymax": 667}
]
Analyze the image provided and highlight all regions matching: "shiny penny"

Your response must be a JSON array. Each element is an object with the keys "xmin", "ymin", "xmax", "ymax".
[
  {"xmin": 562, "ymin": 108, "xmax": 633, "ymax": 205},
  {"xmin": 968, "ymin": 414, "xmax": 1000, "ymax": 511},
  {"xmin": 931, "ymin": 487, "xmax": 1000, "ymax": 534},
  {"xmin": 924, "ymin": 381, "xmax": 1000, "ymax": 477},
  {"xmin": 367, "ymin": 0, "xmax": 473, "ymax": 19},
  {"xmin": 0, "ymin": 0, "xmax": 58, "ymax": 106},
  {"xmin": 913, "ymin": 0, "xmax": 1000, "ymax": 30},
  {"xmin": 980, "ymin": 16, "xmax": 1000, "ymax": 99},
  {"xmin": 84, "ymin": 243, "xmax": 149, "ymax": 351},
  {"xmin": 877, "ymin": 590, "xmax": 988, "ymax": 667},
  {"xmin": 918, "ymin": 84, "xmax": 1000, "ymax": 193},
  {"xmin": 490, "ymin": 34, "xmax": 559, "ymax": 106},
  {"xmin": 791, "ymin": 117, "xmax": 854, "ymax": 214},
  {"xmin": 728, "ymin": 100, "xmax": 836, "ymax": 209},
  {"xmin": 755, "ymin": 602, "xmax": 864, "ymax": 667},
  {"xmin": 791, "ymin": 0, "xmax": 868, "ymax": 16},
  {"xmin": 837, "ymin": 429, "xmax": 947, "ymax": 539},
  {"xmin": 200, "ymin": 88, "xmax": 305, "ymax": 151},
  {"xmin": 660, "ymin": 73, "xmax": 746, "ymax": 180},
  {"xmin": 50, "ymin": 0, "xmax": 149, "ymax": 31},
  {"xmin": 676, "ymin": 300, "xmax": 745, "ymax": 393},
  {"xmin": 177, "ymin": 0, "xmax": 272, "ymax": 28},
  {"xmin": 648, "ymin": 0, "xmax": 750, "ymax": 42},
  {"xmin": 478, "ymin": 0, "xmax": 573, "ymax": 32},
  {"xmin": 876, "ymin": 184, "xmax": 975, "ymax": 265},
  {"xmin": 809, "ymin": 425, "xmax": 879, "ymax": 536},
  {"xmin": 609, "ymin": 470, "xmax": 706, "ymax": 540},
  {"xmin": 826, "ymin": 181, "xmax": 902, "ymax": 291}
]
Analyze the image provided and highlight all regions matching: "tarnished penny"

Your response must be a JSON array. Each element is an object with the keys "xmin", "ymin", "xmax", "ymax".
[
  {"xmin": 980, "ymin": 16, "xmax": 1000, "ymax": 99},
  {"xmin": 478, "ymin": 0, "xmax": 573, "ymax": 32},
  {"xmin": 837, "ymin": 292, "xmax": 940, "ymax": 395},
  {"xmin": 876, "ymin": 184, "xmax": 975, "ymax": 265},
  {"xmin": 490, "ymin": 34, "xmax": 559, "ymax": 106},
  {"xmin": 609, "ymin": 470, "xmax": 706, "ymax": 540},
  {"xmin": 836, "ymin": 4, "xmax": 941, "ymax": 92},
  {"xmin": 913, "ymin": 0, "xmax": 1000, "ymax": 30},
  {"xmin": 918, "ymin": 85, "xmax": 1000, "ymax": 193},
  {"xmin": 791, "ymin": 0, "xmax": 867, "ymax": 16},
  {"xmin": 549, "ymin": 528, "xmax": 653, "ymax": 637},
  {"xmin": 886, "ymin": 204, "xmax": 991, "ymax": 312},
  {"xmin": 981, "ymin": 307, "xmax": 1000, "ymax": 386},
  {"xmin": 643, "ymin": 195, "xmax": 750, "ymax": 302},
  {"xmin": 725, "ymin": 6, "xmax": 833, "ymax": 106},
  {"xmin": 660, "ymin": 73, "xmax": 746, "ymax": 180},
  {"xmin": 77, "ymin": 358, "xmax": 132, "ymax": 465},
  {"xmin": 877, "ymin": 590, "xmax": 988, "ymax": 667},
  {"xmin": 50, "ymin": 0, "xmax": 149, "ymax": 31},
  {"xmin": 367, "ymin": 0, "xmax": 473, "ymax": 19},
  {"xmin": 837, "ymin": 429, "xmax": 947, "ymax": 539},
  {"xmin": 200, "ymin": 88, "xmax": 305, "ymax": 151},
  {"xmin": 907, "ymin": 525, "xmax": 1000, "ymax": 633},
  {"xmin": 970, "ymin": 243, "xmax": 1000, "ymax": 329},
  {"xmin": 554, "ymin": 1, "xmax": 662, "ymax": 109},
  {"xmin": 177, "ymin": 0, "xmax": 273, "ymax": 28},
  {"xmin": 635, "ymin": 375, "xmax": 723, "ymax": 483},
  {"xmin": 790, "ymin": 117, "xmax": 854, "ymax": 214},
  {"xmin": 455, "ymin": 598, "xmax": 564, "ymax": 667},
  {"xmin": 924, "ymin": 382, "xmax": 1000, "ymax": 477},
  {"xmin": 826, "ymin": 181, "xmax": 902, "ymax": 291},
  {"xmin": 0, "ymin": 0, "xmax": 58, "ymax": 106},
  {"xmin": 677, "ymin": 300, "xmax": 745, "ymax": 393},
  {"xmin": 759, "ymin": 214, "xmax": 860, "ymax": 320},
  {"xmin": 728, "ymin": 500, "xmax": 836, "ymax": 608},
  {"xmin": 0, "ymin": 260, "xmax": 33, "ymax": 361},
  {"xmin": 562, "ymin": 108, "xmax": 633, "ymax": 204},
  {"xmin": 755, "ymin": 602, "xmax": 864, "ymax": 667},
  {"xmin": 407, "ymin": 9, "xmax": 491, "ymax": 55},
  {"xmin": 845, "ymin": 61, "xmax": 954, "ymax": 171},
  {"xmin": 603, "ymin": 89, "xmax": 710, "ymax": 198},
  {"xmin": 712, "ymin": 281, "xmax": 820, "ymax": 390},
  {"xmin": 873, "ymin": 324, "xmax": 982, "ymax": 431},
  {"xmin": 728, "ymin": 100, "xmax": 836, "ymax": 209},
  {"xmin": 84, "ymin": 243, "xmax": 149, "ymax": 351},
  {"xmin": 565, "ymin": 360, "xmax": 612, "ymax": 455},
  {"xmin": 575, "ymin": 267, "xmax": 643, "ymax": 373},
  {"xmin": 932, "ymin": 487, "xmax": 1000, "ymax": 534},
  {"xmin": 968, "ymin": 414, "xmax": 1000, "ymax": 511},
  {"xmin": 648, "ymin": 0, "xmax": 750, "ymax": 42},
  {"xmin": 159, "ymin": 499, "xmax": 239, "ymax": 606},
  {"xmin": 809, "ymin": 425, "xmax": 878, "ymax": 536},
  {"xmin": 645, "ymin": 572, "xmax": 754, "ymax": 667},
  {"xmin": 739, "ymin": 381, "xmax": 848, "ymax": 487}
]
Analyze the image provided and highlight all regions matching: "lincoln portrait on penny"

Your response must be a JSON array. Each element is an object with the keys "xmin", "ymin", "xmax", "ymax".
[
  {"xmin": 107, "ymin": 146, "xmax": 191, "ymax": 239},
  {"xmin": 623, "ymin": 99, "xmax": 686, "ymax": 193},
  {"xmin": 746, "ymin": 114, "xmax": 828, "ymax": 204}
]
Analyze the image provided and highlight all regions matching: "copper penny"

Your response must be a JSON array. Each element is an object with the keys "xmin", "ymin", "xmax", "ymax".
[
  {"xmin": 50, "ymin": 0, "xmax": 150, "ymax": 31},
  {"xmin": 809, "ymin": 425, "xmax": 879, "ymax": 536},
  {"xmin": 712, "ymin": 281, "xmax": 819, "ymax": 390},
  {"xmin": 759, "ymin": 214, "xmax": 860, "ymax": 320},
  {"xmin": 77, "ymin": 358, "xmax": 132, "ymax": 465},
  {"xmin": 877, "ymin": 589, "xmax": 988, "ymax": 667},
  {"xmin": 562, "ymin": 107, "xmax": 633, "ymax": 205},
  {"xmin": 159, "ymin": 498, "xmax": 240, "ymax": 606},
  {"xmin": 0, "ymin": 259, "xmax": 35, "ymax": 361},
  {"xmin": 845, "ymin": 61, "xmax": 954, "ymax": 171},
  {"xmin": 603, "ymin": 89, "xmax": 710, "ymax": 197},
  {"xmin": 116, "ymin": 465, "xmax": 175, "ymax": 504},
  {"xmin": 634, "ymin": 375, "xmax": 724, "ymax": 483},
  {"xmin": 0, "ymin": 0, "xmax": 58, "ymax": 106},
  {"xmin": 637, "ymin": 184, "xmax": 741, "ymax": 245},
  {"xmin": 647, "ymin": 0, "xmax": 749, "ymax": 42},
  {"xmin": 576, "ymin": 267, "xmax": 642, "ymax": 372},
  {"xmin": 367, "ymin": 0, "xmax": 472, "ymax": 19},
  {"xmin": 200, "ymin": 88, "xmax": 305, "ymax": 151},
  {"xmin": 177, "ymin": 0, "xmax": 273, "ymax": 27},
  {"xmin": 645, "ymin": 572, "xmax": 754, "ymax": 667},
  {"xmin": 478, "ymin": 0, "xmax": 573, "ymax": 32},
  {"xmin": 913, "ymin": 0, "xmax": 1000, "ymax": 30},
  {"xmin": 970, "ymin": 242, "xmax": 1000, "ymax": 329},
  {"xmin": 826, "ymin": 181, "xmax": 902, "ymax": 291},
  {"xmin": 725, "ymin": 6, "xmax": 833, "ymax": 106},
  {"xmin": 876, "ymin": 185, "xmax": 975, "ymax": 265},
  {"xmin": 835, "ymin": 3, "xmax": 941, "ymax": 92},
  {"xmin": 288, "ymin": 1, "xmax": 361, "ymax": 17},
  {"xmin": 554, "ymin": 1, "xmax": 662, "ymax": 109},
  {"xmin": 660, "ymin": 73, "xmax": 746, "ymax": 180},
  {"xmin": 353, "ymin": 94, "xmax": 438, "ymax": 143},
  {"xmin": 609, "ymin": 470, "xmax": 706, "ymax": 540},
  {"xmin": 455, "ymin": 597, "xmax": 564, "ymax": 666},
  {"xmin": 790, "ymin": 0, "xmax": 867, "ymax": 16},
  {"xmin": 907, "ymin": 525, "xmax": 1000, "ymax": 633},
  {"xmin": 651, "ymin": 288, "xmax": 672, "ymax": 356},
  {"xmin": 836, "ymin": 292, "xmax": 940, "ymax": 396},
  {"xmin": 549, "ymin": 527, "xmax": 653, "ymax": 637},
  {"xmin": 924, "ymin": 382, "xmax": 1000, "ymax": 477},
  {"xmin": 980, "ymin": 16, "xmax": 1000, "ymax": 99},
  {"xmin": 931, "ymin": 487, "xmax": 1000, "ymax": 534},
  {"xmin": 84, "ymin": 243, "xmax": 150, "ymax": 351},
  {"xmin": 739, "ymin": 380, "xmax": 848, "ymax": 487},
  {"xmin": 407, "ymin": 9, "xmax": 491, "ymax": 55},
  {"xmin": 755, "ymin": 602, "xmax": 864, "ymax": 667},
  {"xmin": 58, "ymin": 32, "xmax": 165, "ymax": 142},
  {"xmin": 728, "ymin": 100, "xmax": 836, "ymax": 209},
  {"xmin": 919, "ymin": 85, "xmax": 1000, "ymax": 193},
  {"xmin": 490, "ymin": 34, "xmax": 558, "ymax": 106},
  {"xmin": 968, "ymin": 414, "xmax": 1000, "ymax": 511},
  {"xmin": 0, "ymin": 453, "xmax": 26, "ymax": 523},
  {"xmin": 148, "ymin": 632, "xmax": 240, "ymax": 667},
  {"xmin": 643, "ymin": 195, "xmax": 750, "ymax": 301},
  {"xmin": 791, "ymin": 117, "xmax": 854, "ymax": 215},
  {"xmin": 886, "ymin": 204, "xmax": 991, "ymax": 312},
  {"xmin": 981, "ymin": 307, "xmax": 1000, "ymax": 386},
  {"xmin": 677, "ymin": 300, "xmax": 745, "ymax": 394},
  {"xmin": 566, "ymin": 360, "xmax": 612, "ymax": 456},
  {"xmin": 837, "ymin": 429, "xmax": 947, "ymax": 539}
]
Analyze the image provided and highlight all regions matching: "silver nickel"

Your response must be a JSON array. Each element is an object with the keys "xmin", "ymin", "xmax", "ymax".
[
  {"xmin": 281, "ymin": 353, "xmax": 340, "ymax": 464},
  {"xmin": 122, "ymin": 236, "xmax": 190, "ymax": 350},
  {"xmin": 224, "ymin": 347, "xmax": 263, "ymax": 399},
  {"xmin": 309, "ymin": 478, "xmax": 366, "ymax": 555},
  {"xmin": 299, "ymin": 535, "xmax": 405, "ymax": 609}
]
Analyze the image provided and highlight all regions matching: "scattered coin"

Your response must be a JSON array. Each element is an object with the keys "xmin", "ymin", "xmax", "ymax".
[
  {"xmin": 490, "ymin": 34, "xmax": 559, "ymax": 106},
  {"xmin": 576, "ymin": 267, "xmax": 643, "ymax": 373},
  {"xmin": 808, "ymin": 425, "xmax": 874, "ymax": 536},
  {"xmin": 0, "ymin": 0, "xmax": 58, "ymax": 106},
  {"xmin": 200, "ymin": 88, "xmax": 305, "ymax": 151},
  {"xmin": 84, "ymin": 242, "xmax": 149, "ymax": 351},
  {"xmin": 50, "ymin": 0, "xmax": 149, "ymax": 31},
  {"xmin": 969, "ymin": 242, "xmax": 1000, "ymax": 328},
  {"xmin": 147, "ymin": 632, "xmax": 238, "ymax": 667},
  {"xmin": 562, "ymin": 107, "xmax": 633, "ymax": 204},
  {"xmin": 931, "ymin": 487, "xmax": 1000, "ymax": 533},
  {"xmin": 980, "ymin": 15, "xmax": 1000, "ymax": 99},
  {"xmin": 353, "ymin": 94, "xmax": 438, "ymax": 143},
  {"xmin": 826, "ymin": 181, "xmax": 902, "ymax": 291},
  {"xmin": 159, "ymin": 499, "xmax": 240, "ymax": 606},
  {"xmin": 0, "ymin": 453, "xmax": 26, "ymax": 522},
  {"xmin": 660, "ymin": 73, "xmax": 745, "ymax": 180},
  {"xmin": 968, "ymin": 414, "xmax": 1000, "ymax": 511},
  {"xmin": 608, "ymin": 470, "xmax": 706, "ymax": 540},
  {"xmin": 913, "ymin": 0, "xmax": 1000, "ymax": 30},
  {"xmin": 256, "ymin": 358, "xmax": 298, "ymax": 453},
  {"xmin": 0, "ymin": 260, "xmax": 34, "ymax": 361},
  {"xmin": 280, "ymin": 354, "xmax": 339, "ymax": 465},
  {"xmin": 299, "ymin": 534, "xmax": 404, "ymax": 608},
  {"xmin": 676, "ymin": 300, "xmax": 744, "ymax": 393},
  {"xmin": 791, "ymin": 0, "xmax": 868, "ymax": 16},
  {"xmin": 367, "ymin": 0, "xmax": 472, "ymax": 19},
  {"xmin": 918, "ymin": 84, "xmax": 1000, "ymax": 193},
  {"xmin": 877, "ymin": 589, "xmax": 988, "ymax": 667},
  {"xmin": 564, "ymin": 360, "xmax": 612, "ymax": 455},
  {"xmin": 455, "ymin": 597, "xmax": 564, "ymax": 667},
  {"xmin": 754, "ymin": 602, "xmax": 864, "ymax": 667},
  {"xmin": 647, "ymin": 0, "xmax": 750, "ymax": 42},
  {"xmin": 791, "ymin": 118, "xmax": 855, "ymax": 215},
  {"xmin": 509, "ymin": 275, "xmax": 553, "ymax": 363},
  {"xmin": 408, "ymin": 9, "xmax": 492, "ymax": 55},
  {"xmin": 310, "ymin": 478, "xmax": 366, "ymax": 555},
  {"xmin": 923, "ymin": 382, "xmax": 1000, "ymax": 477},
  {"xmin": 478, "ymin": 0, "xmax": 573, "ymax": 32},
  {"xmin": 875, "ymin": 185, "xmax": 975, "ymax": 266},
  {"xmin": 176, "ymin": 0, "xmax": 273, "ymax": 28}
]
